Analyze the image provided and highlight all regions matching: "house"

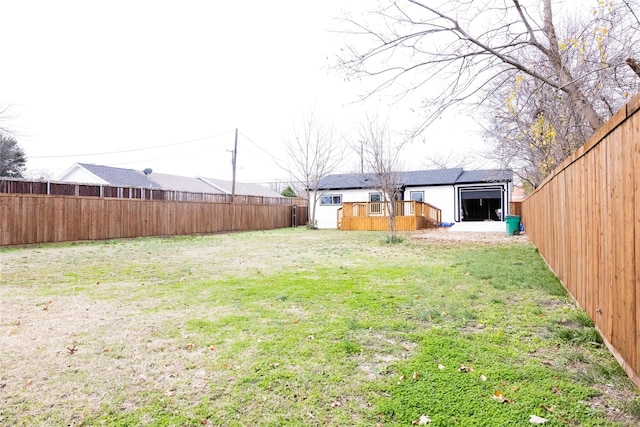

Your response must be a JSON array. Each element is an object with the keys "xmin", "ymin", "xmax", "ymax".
[
  {"xmin": 312, "ymin": 168, "xmax": 513, "ymax": 229},
  {"xmin": 57, "ymin": 163, "xmax": 283, "ymax": 198}
]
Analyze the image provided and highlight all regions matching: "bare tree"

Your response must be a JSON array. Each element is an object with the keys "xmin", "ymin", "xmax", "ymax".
[
  {"xmin": 281, "ymin": 112, "xmax": 345, "ymax": 228},
  {"xmin": 423, "ymin": 151, "xmax": 474, "ymax": 170},
  {"xmin": 356, "ymin": 115, "xmax": 408, "ymax": 241},
  {"xmin": 338, "ymin": 0, "xmax": 640, "ymax": 180},
  {"xmin": 477, "ymin": 0, "xmax": 640, "ymax": 187},
  {"xmin": 23, "ymin": 169, "xmax": 54, "ymax": 181}
]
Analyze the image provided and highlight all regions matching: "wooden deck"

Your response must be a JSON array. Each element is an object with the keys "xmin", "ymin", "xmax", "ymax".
[{"xmin": 337, "ymin": 201, "xmax": 441, "ymax": 231}]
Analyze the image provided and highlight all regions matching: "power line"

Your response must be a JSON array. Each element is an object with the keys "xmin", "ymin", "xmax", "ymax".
[
  {"xmin": 30, "ymin": 130, "xmax": 235, "ymax": 159},
  {"xmin": 238, "ymin": 131, "xmax": 286, "ymax": 165}
]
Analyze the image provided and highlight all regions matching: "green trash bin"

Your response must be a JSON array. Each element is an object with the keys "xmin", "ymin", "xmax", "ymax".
[{"xmin": 505, "ymin": 215, "xmax": 521, "ymax": 236}]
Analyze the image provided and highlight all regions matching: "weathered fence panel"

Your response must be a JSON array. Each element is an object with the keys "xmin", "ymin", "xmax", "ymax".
[
  {"xmin": 521, "ymin": 93, "xmax": 640, "ymax": 388},
  {"xmin": 0, "ymin": 194, "xmax": 297, "ymax": 246},
  {"xmin": 0, "ymin": 178, "xmax": 295, "ymax": 206}
]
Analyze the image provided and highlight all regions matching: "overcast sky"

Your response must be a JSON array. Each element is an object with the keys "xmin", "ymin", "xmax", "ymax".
[{"xmin": 0, "ymin": 0, "xmax": 487, "ymax": 183}]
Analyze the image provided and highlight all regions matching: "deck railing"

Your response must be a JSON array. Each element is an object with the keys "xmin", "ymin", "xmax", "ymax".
[{"xmin": 339, "ymin": 201, "xmax": 442, "ymax": 231}]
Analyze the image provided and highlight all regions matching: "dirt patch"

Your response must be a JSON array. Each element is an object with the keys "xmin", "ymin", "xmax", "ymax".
[
  {"xmin": 589, "ymin": 384, "xmax": 639, "ymax": 426},
  {"xmin": 0, "ymin": 292, "xmax": 224, "ymax": 425},
  {"xmin": 410, "ymin": 228, "xmax": 529, "ymax": 244}
]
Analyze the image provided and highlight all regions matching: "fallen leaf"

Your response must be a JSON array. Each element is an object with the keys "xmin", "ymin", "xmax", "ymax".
[
  {"xmin": 412, "ymin": 414, "xmax": 431, "ymax": 425},
  {"xmin": 480, "ymin": 375, "xmax": 487, "ymax": 382},
  {"xmin": 96, "ymin": 281, "xmax": 100, "ymax": 285},
  {"xmin": 399, "ymin": 375, "xmax": 406, "ymax": 381},
  {"xmin": 412, "ymin": 371, "xmax": 419, "ymax": 381},
  {"xmin": 293, "ymin": 319, "xmax": 300, "ymax": 325},
  {"xmin": 200, "ymin": 419, "xmax": 209, "ymax": 425},
  {"xmin": 551, "ymin": 386, "xmax": 562, "ymax": 394},
  {"xmin": 492, "ymin": 390, "xmax": 513, "ymax": 404},
  {"xmin": 186, "ymin": 343, "xmax": 195, "ymax": 351},
  {"xmin": 415, "ymin": 295, "xmax": 422, "ymax": 299},
  {"xmin": 529, "ymin": 415, "xmax": 548, "ymax": 424},
  {"xmin": 208, "ymin": 345, "xmax": 216, "ymax": 351}
]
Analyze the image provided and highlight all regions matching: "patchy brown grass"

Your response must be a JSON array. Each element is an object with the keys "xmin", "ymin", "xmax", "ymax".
[{"xmin": 0, "ymin": 229, "xmax": 637, "ymax": 426}]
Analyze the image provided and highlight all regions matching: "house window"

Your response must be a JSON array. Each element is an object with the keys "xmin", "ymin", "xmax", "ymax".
[
  {"xmin": 320, "ymin": 194, "xmax": 342, "ymax": 206},
  {"xmin": 369, "ymin": 192, "xmax": 383, "ymax": 215},
  {"xmin": 410, "ymin": 191, "xmax": 424, "ymax": 202}
]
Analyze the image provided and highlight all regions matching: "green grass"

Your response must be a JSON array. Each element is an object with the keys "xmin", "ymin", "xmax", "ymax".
[{"xmin": 0, "ymin": 228, "xmax": 637, "ymax": 426}]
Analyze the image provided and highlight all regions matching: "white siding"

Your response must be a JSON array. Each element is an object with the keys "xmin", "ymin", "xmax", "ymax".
[
  {"xmin": 57, "ymin": 166, "xmax": 108, "ymax": 185},
  {"xmin": 404, "ymin": 185, "xmax": 456, "ymax": 223},
  {"xmin": 313, "ymin": 189, "xmax": 372, "ymax": 229}
]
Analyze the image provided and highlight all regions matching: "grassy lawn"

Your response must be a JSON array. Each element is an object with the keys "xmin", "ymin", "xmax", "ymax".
[{"xmin": 0, "ymin": 228, "xmax": 638, "ymax": 426}]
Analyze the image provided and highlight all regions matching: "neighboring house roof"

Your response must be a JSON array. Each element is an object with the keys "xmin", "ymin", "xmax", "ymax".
[
  {"xmin": 74, "ymin": 163, "xmax": 162, "ymax": 188},
  {"xmin": 316, "ymin": 168, "xmax": 512, "ymax": 190},
  {"xmin": 149, "ymin": 173, "xmax": 225, "ymax": 194},
  {"xmin": 199, "ymin": 177, "xmax": 282, "ymax": 198},
  {"xmin": 57, "ymin": 163, "xmax": 284, "ymax": 198}
]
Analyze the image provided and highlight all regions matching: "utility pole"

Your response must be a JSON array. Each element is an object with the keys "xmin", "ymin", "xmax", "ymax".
[{"xmin": 231, "ymin": 128, "xmax": 238, "ymax": 203}]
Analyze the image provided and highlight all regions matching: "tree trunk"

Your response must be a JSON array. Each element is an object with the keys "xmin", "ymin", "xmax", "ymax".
[
  {"xmin": 627, "ymin": 58, "xmax": 640, "ymax": 78},
  {"xmin": 542, "ymin": 0, "xmax": 605, "ymax": 132}
]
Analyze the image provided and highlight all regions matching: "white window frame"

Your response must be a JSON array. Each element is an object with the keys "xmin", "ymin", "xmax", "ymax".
[
  {"xmin": 410, "ymin": 191, "xmax": 424, "ymax": 202},
  {"xmin": 369, "ymin": 192, "xmax": 382, "ymax": 202},
  {"xmin": 320, "ymin": 194, "xmax": 342, "ymax": 206}
]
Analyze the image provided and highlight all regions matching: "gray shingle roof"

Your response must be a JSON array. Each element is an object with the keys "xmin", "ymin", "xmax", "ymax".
[
  {"xmin": 76, "ymin": 164, "xmax": 282, "ymax": 197},
  {"xmin": 148, "ymin": 173, "xmax": 225, "ymax": 194},
  {"xmin": 403, "ymin": 168, "xmax": 464, "ymax": 186},
  {"xmin": 456, "ymin": 169, "xmax": 513, "ymax": 183},
  {"xmin": 316, "ymin": 168, "xmax": 511, "ymax": 190},
  {"xmin": 78, "ymin": 163, "xmax": 162, "ymax": 188},
  {"xmin": 199, "ymin": 177, "xmax": 283, "ymax": 198}
]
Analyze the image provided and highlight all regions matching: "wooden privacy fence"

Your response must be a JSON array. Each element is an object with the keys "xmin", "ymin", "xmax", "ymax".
[
  {"xmin": 0, "ymin": 194, "xmax": 300, "ymax": 246},
  {"xmin": 0, "ymin": 178, "xmax": 294, "ymax": 205},
  {"xmin": 521, "ymin": 94, "xmax": 640, "ymax": 388}
]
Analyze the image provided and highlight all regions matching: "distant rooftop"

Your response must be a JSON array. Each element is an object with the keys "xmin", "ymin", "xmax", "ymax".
[
  {"xmin": 78, "ymin": 163, "xmax": 162, "ymax": 189},
  {"xmin": 66, "ymin": 163, "xmax": 282, "ymax": 198}
]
